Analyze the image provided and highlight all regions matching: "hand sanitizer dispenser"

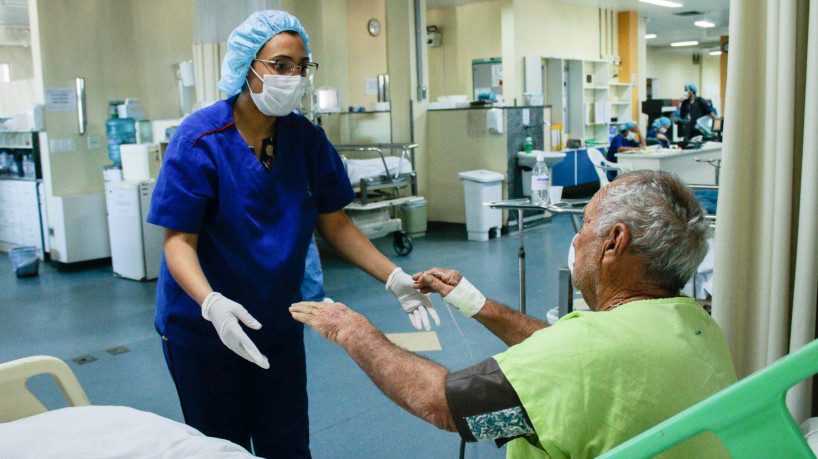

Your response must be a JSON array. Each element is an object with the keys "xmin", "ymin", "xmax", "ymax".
[{"xmin": 486, "ymin": 108, "xmax": 504, "ymax": 135}]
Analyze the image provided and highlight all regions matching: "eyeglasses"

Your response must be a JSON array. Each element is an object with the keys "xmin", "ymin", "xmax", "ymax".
[{"xmin": 253, "ymin": 58, "xmax": 318, "ymax": 77}]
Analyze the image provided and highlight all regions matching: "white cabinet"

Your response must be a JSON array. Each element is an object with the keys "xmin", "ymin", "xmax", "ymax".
[
  {"xmin": 0, "ymin": 179, "xmax": 46, "ymax": 258},
  {"xmin": 525, "ymin": 55, "xmax": 635, "ymax": 146}
]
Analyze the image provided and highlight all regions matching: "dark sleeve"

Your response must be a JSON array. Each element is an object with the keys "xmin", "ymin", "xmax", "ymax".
[
  {"xmin": 698, "ymin": 98, "xmax": 713, "ymax": 115},
  {"xmin": 445, "ymin": 357, "xmax": 536, "ymax": 447},
  {"xmin": 147, "ymin": 133, "xmax": 216, "ymax": 233}
]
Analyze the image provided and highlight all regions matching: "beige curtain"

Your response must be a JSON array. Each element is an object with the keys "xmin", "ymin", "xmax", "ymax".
[{"xmin": 712, "ymin": 0, "xmax": 818, "ymax": 423}]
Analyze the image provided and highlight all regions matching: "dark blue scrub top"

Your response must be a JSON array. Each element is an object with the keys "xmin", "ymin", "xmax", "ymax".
[
  {"xmin": 148, "ymin": 96, "xmax": 355, "ymax": 350},
  {"xmin": 607, "ymin": 134, "xmax": 640, "ymax": 163},
  {"xmin": 646, "ymin": 129, "xmax": 670, "ymax": 148}
]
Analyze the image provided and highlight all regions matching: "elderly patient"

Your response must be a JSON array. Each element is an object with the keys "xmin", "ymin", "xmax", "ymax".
[{"xmin": 290, "ymin": 170, "xmax": 737, "ymax": 458}]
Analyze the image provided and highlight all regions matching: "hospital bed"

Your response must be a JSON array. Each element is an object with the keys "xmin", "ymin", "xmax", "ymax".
[
  {"xmin": 335, "ymin": 143, "xmax": 421, "ymax": 255},
  {"xmin": 0, "ymin": 355, "xmax": 254, "ymax": 458}
]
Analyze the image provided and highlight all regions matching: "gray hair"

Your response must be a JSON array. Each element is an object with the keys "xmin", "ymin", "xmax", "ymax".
[{"xmin": 594, "ymin": 170, "xmax": 712, "ymax": 291}]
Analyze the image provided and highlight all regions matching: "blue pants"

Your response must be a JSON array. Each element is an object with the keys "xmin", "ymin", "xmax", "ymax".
[
  {"xmin": 299, "ymin": 237, "xmax": 325, "ymax": 302},
  {"xmin": 162, "ymin": 328, "xmax": 310, "ymax": 458}
]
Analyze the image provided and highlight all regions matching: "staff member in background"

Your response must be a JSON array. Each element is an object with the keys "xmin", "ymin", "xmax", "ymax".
[
  {"xmin": 646, "ymin": 116, "xmax": 672, "ymax": 148},
  {"xmin": 679, "ymin": 83, "xmax": 716, "ymax": 138},
  {"xmin": 148, "ymin": 10, "xmax": 439, "ymax": 458},
  {"xmin": 607, "ymin": 121, "xmax": 646, "ymax": 164}
]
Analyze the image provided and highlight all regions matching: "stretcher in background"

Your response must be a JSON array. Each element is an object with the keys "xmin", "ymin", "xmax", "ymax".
[{"xmin": 334, "ymin": 143, "xmax": 422, "ymax": 256}]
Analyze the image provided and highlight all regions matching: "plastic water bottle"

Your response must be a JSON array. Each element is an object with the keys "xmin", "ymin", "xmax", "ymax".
[
  {"xmin": 524, "ymin": 135, "xmax": 533, "ymax": 154},
  {"xmin": 531, "ymin": 151, "xmax": 550, "ymax": 205},
  {"xmin": 105, "ymin": 117, "xmax": 136, "ymax": 165}
]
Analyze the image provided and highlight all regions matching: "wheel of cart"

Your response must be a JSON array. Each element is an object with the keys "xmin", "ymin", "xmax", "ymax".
[{"xmin": 393, "ymin": 231, "xmax": 413, "ymax": 256}]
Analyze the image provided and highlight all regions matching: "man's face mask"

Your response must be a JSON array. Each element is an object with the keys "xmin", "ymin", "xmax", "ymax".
[
  {"xmin": 626, "ymin": 131, "xmax": 636, "ymax": 141},
  {"xmin": 567, "ymin": 234, "xmax": 578, "ymax": 275}
]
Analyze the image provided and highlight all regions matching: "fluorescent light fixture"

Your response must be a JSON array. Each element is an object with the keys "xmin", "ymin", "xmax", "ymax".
[
  {"xmin": 709, "ymin": 50, "xmax": 722, "ymax": 56},
  {"xmin": 645, "ymin": 33, "xmax": 657, "ymax": 39},
  {"xmin": 638, "ymin": 0, "xmax": 683, "ymax": 7},
  {"xmin": 671, "ymin": 40, "xmax": 699, "ymax": 47},
  {"xmin": 694, "ymin": 20, "xmax": 716, "ymax": 28}
]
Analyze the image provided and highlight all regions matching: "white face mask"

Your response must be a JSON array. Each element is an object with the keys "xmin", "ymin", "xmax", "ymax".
[
  {"xmin": 248, "ymin": 67, "xmax": 306, "ymax": 117},
  {"xmin": 659, "ymin": 127, "xmax": 668, "ymax": 134},
  {"xmin": 567, "ymin": 234, "xmax": 578, "ymax": 275},
  {"xmin": 626, "ymin": 131, "xmax": 636, "ymax": 141}
]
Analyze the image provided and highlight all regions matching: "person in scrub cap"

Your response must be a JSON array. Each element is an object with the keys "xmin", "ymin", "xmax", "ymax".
[
  {"xmin": 680, "ymin": 83, "xmax": 716, "ymax": 138},
  {"xmin": 607, "ymin": 120, "xmax": 646, "ymax": 163},
  {"xmin": 647, "ymin": 116, "xmax": 672, "ymax": 148},
  {"xmin": 148, "ymin": 10, "xmax": 439, "ymax": 457}
]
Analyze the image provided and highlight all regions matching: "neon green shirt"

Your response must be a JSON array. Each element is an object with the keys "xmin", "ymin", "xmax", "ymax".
[{"xmin": 493, "ymin": 297, "xmax": 736, "ymax": 458}]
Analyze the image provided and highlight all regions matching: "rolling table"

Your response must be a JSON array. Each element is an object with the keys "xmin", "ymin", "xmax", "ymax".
[{"xmin": 483, "ymin": 198, "xmax": 588, "ymax": 315}]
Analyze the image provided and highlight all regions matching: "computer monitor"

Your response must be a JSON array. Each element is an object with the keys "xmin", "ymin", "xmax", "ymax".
[{"xmin": 712, "ymin": 118, "xmax": 723, "ymax": 134}]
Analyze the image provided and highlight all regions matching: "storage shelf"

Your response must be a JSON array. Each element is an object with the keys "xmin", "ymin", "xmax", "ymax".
[
  {"xmin": 584, "ymin": 86, "xmax": 608, "ymax": 90},
  {"xmin": 610, "ymin": 101, "xmax": 631, "ymax": 105},
  {"xmin": 609, "ymin": 82, "xmax": 634, "ymax": 87}
]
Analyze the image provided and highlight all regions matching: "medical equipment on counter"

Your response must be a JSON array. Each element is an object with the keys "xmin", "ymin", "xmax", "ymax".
[
  {"xmin": 314, "ymin": 87, "xmax": 341, "ymax": 113},
  {"xmin": 334, "ymin": 143, "xmax": 420, "ymax": 255}
]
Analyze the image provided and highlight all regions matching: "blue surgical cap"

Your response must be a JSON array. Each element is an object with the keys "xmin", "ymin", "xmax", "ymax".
[
  {"xmin": 218, "ymin": 10, "xmax": 311, "ymax": 96},
  {"xmin": 619, "ymin": 121, "xmax": 636, "ymax": 133},
  {"xmin": 684, "ymin": 83, "xmax": 697, "ymax": 94},
  {"xmin": 652, "ymin": 116, "xmax": 671, "ymax": 128}
]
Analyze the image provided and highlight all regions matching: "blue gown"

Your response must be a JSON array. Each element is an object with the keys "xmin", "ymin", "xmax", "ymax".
[
  {"xmin": 607, "ymin": 134, "xmax": 640, "ymax": 163},
  {"xmin": 148, "ymin": 95, "xmax": 354, "ymax": 456},
  {"xmin": 647, "ymin": 128, "xmax": 670, "ymax": 148},
  {"xmin": 149, "ymin": 95, "xmax": 354, "ymax": 349}
]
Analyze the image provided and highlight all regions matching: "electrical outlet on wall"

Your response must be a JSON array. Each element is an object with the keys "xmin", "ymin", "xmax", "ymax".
[{"xmin": 87, "ymin": 136, "xmax": 101, "ymax": 149}]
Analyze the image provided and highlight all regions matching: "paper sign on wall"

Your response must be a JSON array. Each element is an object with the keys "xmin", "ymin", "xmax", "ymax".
[
  {"xmin": 45, "ymin": 88, "xmax": 76, "ymax": 111},
  {"xmin": 491, "ymin": 65, "xmax": 503, "ymax": 86},
  {"xmin": 365, "ymin": 78, "xmax": 379, "ymax": 95}
]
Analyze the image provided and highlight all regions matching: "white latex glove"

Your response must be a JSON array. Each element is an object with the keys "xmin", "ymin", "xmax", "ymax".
[
  {"xmin": 201, "ymin": 292, "xmax": 270, "ymax": 369},
  {"xmin": 386, "ymin": 267, "xmax": 441, "ymax": 331}
]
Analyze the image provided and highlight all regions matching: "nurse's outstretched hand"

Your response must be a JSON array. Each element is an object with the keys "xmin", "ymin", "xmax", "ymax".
[
  {"xmin": 201, "ymin": 292, "xmax": 270, "ymax": 369},
  {"xmin": 386, "ymin": 267, "xmax": 441, "ymax": 331}
]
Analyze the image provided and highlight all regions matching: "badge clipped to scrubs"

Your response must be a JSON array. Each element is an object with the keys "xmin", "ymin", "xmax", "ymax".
[{"xmin": 259, "ymin": 137, "xmax": 276, "ymax": 173}]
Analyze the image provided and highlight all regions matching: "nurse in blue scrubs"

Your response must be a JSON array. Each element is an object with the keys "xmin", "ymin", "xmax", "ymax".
[
  {"xmin": 646, "ymin": 116, "xmax": 671, "ymax": 148},
  {"xmin": 607, "ymin": 121, "xmax": 646, "ymax": 163},
  {"xmin": 148, "ymin": 11, "xmax": 439, "ymax": 458}
]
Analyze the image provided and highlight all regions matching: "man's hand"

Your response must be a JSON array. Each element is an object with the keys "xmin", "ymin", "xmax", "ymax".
[
  {"xmin": 412, "ymin": 268, "xmax": 463, "ymax": 296},
  {"xmin": 386, "ymin": 268, "xmax": 441, "ymax": 331},
  {"xmin": 290, "ymin": 301, "xmax": 372, "ymax": 346},
  {"xmin": 413, "ymin": 268, "xmax": 486, "ymax": 318}
]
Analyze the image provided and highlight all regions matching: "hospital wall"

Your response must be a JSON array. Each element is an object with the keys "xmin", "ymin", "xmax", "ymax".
[
  {"xmin": 646, "ymin": 50, "xmax": 721, "ymax": 104},
  {"xmin": 345, "ymin": 0, "xmax": 387, "ymax": 108},
  {"xmin": 31, "ymin": 0, "xmax": 194, "ymax": 198},
  {"xmin": 427, "ymin": 0, "xmax": 613, "ymax": 105},
  {"xmin": 0, "ymin": 45, "xmax": 37, "ymax": 118},
  {"xmin": 426, "ymin": 1, "xmax": 503, "ymax": 100}
]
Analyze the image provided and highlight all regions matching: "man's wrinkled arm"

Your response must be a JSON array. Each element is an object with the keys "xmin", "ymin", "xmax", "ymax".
[
  {"xmin": 338, "ymin": 325, "xmax": 457, "ymax": 431},
  {"xmin": 474, "ymin": 300, "xmax": 549, "ymax": 347}
]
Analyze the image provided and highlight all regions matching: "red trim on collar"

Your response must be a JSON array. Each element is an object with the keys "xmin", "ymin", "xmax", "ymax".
[{"xmin": 193, "ymin": 121, "xmax": 235, "ymax": 146}]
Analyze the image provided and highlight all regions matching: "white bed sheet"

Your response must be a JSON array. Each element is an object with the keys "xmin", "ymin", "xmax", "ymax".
[
  {"xmin": 346, "ymin": 156, "xmax": 413, "ymax": 185},
  {"xmin": 0, "ymin": 405, "xmax": 254, "ymax": 458}
]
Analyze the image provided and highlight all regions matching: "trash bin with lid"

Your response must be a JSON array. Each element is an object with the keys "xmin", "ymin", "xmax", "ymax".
[
  {"xmin": 458, "ymin": 170, "xmax": 504, "ymax": 241},
  {"xmin": 399, "ymin": 198, "xmax": 427, "ymax": 238}
]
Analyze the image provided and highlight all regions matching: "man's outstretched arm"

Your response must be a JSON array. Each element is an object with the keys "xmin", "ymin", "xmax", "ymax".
[{"xmin": 289, "ymin": 301, "xmax": 456, "ymax": 431}]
